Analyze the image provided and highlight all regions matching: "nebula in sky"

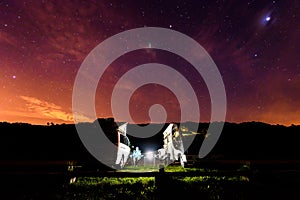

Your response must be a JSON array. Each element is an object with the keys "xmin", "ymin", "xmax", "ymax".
[{"xmin": 0, "ymin": 0, "xmax": 299, "ymax": 125}]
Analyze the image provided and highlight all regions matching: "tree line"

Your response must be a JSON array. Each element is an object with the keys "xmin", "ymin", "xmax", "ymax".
[{"xmin": 0, "ymin": 119, "xmax": 299, "ymax": 164}]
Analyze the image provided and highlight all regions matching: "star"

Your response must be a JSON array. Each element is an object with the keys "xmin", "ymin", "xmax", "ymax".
[{"xmin": 260, "ymin": 12, "xmax": 273, "ymax": 26}]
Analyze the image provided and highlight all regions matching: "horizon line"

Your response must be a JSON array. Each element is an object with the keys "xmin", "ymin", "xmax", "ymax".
[{"xmin": 0, "ymin": 118, "xmax": 297, "ymax": 127}]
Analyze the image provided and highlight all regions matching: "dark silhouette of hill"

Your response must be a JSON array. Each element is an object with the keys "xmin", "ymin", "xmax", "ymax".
[
  {"xmin": 206, "ymin": 121, "xmax": 300, "ymax": 160},
  {"xmin": 0, "ymin": 119, "xmax": 300, "ymax": 166}
]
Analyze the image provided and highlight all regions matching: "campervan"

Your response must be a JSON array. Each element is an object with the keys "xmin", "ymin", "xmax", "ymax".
[
  {"xmin": 115, "ymin": 123, "xmax": 131, "ymax": 168},
  {"xmin": 157, "ymin": 123, "xmax": 187, "ymax": 167}
]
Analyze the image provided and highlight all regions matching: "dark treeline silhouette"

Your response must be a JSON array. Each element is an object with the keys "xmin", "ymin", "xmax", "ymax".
[
  {"xmin": 0, "ymin": 119, "xmax": 300, "ymax": 166},
  {"xmin": 202, "ymin": 121, "xmax": 300, "ymax": 160}
]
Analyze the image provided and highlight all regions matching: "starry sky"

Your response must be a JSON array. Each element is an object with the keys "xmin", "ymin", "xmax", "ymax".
[{"xmin": 0, "ymin": 0, "xmax": 299, "ymax": 125}]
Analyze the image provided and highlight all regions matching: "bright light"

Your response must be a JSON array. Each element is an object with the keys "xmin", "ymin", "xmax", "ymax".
[
  {"xmin": 145, "ymin": 151, "xmax": 154, "ymax": 159},
  {"xmin": 145, "ymin": 151, "xmax": 153, "ymax": 155},
  {"xmin": 265, "ymin": 16, "xmax": 271, "ymax": 21},
  {"xmin": 143, "ymin": 151, "xmax": 156, "ymax": 167}
]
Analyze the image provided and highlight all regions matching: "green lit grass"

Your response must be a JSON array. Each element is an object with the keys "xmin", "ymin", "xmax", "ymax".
[
  {"xmin": 119, "ymin": 165, "xmax": 159, "ymax": 172},
  {"xmin": 119, "ymin": 164, "xmax": 216, "ymax": 172},
  {"xmin": 64, "ymin": 166, "xmax": 249, "ymax": 199},
  {"xmin": 66, "ymin": 177, "xmax": 155, "ymax": 200}
]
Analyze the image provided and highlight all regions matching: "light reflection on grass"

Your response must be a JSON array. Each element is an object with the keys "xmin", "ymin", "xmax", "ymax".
[
  {"xmin": 65, "ymin": 166, "xmax": 250, "ymax": 199},
  {"xmin": 119, "ymin": 164, "xmax": 217, "ymax": 172}
]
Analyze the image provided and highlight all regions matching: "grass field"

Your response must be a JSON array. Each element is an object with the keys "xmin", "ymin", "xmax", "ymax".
[{"xmin": 62, "ymin": 165, "xmax": 250, "ymax": 200}]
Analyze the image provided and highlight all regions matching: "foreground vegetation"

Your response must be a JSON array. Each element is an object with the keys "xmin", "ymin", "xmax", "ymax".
[
  {"xmin": 66, "ymin": 177, "xmax": 155, "ymax": 200},
  {"xmin": 63, "ymin": 166, "xmax": 250, "ymax": 200},
  {"xmin": 2, "ymin": 164, "xmax": 299, "ymax": 199},
  {"xmin": 64, "ymin": 176, "xmax": 249, "ymax": 200}
]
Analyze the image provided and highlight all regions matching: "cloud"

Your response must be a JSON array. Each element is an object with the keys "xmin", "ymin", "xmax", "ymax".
[
  {"xmin": 1, "ymin": 95, "xmax": 95, "ymax": 124},
  {"xmin": 19, "ymin": 95, "xmax": 74, "ymax": 122}
]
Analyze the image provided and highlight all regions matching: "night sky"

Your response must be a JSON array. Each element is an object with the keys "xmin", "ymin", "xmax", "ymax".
[{"xmin": 0, "ymin": 0, "xmax": 299, "ymax": 125}]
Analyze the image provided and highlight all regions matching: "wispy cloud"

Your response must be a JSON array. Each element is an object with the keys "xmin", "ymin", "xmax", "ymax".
[{"xmin": 20, "ymin": 95, "xmax": 73, "ymax": 122}]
